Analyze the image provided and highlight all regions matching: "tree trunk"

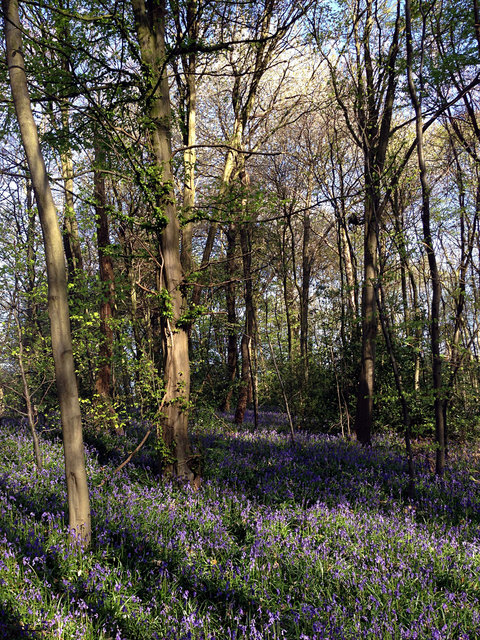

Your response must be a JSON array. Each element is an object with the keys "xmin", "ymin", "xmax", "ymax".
[
  {"xmin": 351, "ymin": 0, "xmax": 400, "ymax": 445},
  {"xmin": 354, "ymin": 189, "xmax": 378, "ymax": 445},
  {"xmin": 189, "ymin": 120, "xmax": 244, "ymax": 316},
  {"xmin": 14, "ymin": 307, "xmax": 42, "ymax": 470},
  {"xmin": 281, "ymin": 228, "xmax": 293, "ymax": 362},
  {"xmin": 222, "ymin": 222, "xmax": 238, "ymax": 412},
  {"xmin": 61, "ymin": 104, "xmax": 83, "ymax": 282},
  {"xmin": 300, "ymin": 178, "xmax": 313, "ymax": 379},
  {"xmin": 235, "ymin": 332, "xmax": 250, "ymax": 424},
  {"xmin": 340, "ymin": 225, "xmax": 358, "ymax": 320},
  {"xmin": 3, "ymin": 0, "xmax": 91, "ymax": 544},
  {"xmin": 131, "ymin": 0, "xmax": 193, "ymax": 481},
  {"xmin": 235, "ymin": 192, "xmax": 256, "ymax": 425},
  {"xmin": 94, "ymin": 143, "xmax": 121, "ymax": 434},
  {"xmin": 178, "ymin": 0, "xmax": 197, "ymax": 276},
  {"xmin": 54, "ymin": 17, "xmax": 83, "ymax": 282},
  {"xmin": 25, "ymin": 178, "xmax": 38, "ymax": 342},
  {"xmin": 406, "ymin": 0, "xmax": 445, "ymax": 475},
  {"xmin": 392, "ymin": 189, "xmax": 422, "ymax": 391}
]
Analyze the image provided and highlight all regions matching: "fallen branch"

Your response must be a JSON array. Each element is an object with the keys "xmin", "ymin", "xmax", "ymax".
[{"xmin": 98, "ymin": 428, "xmax": 152, "ymax": 487}]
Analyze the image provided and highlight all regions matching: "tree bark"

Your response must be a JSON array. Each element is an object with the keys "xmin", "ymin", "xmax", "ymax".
[
  {"xmin": 222, "ymin": 222, "xmax": 238, "ymax": 412},
  {"xmin": 131, "ymin": 0, "xmax": 193, "ymax": 481},
  {"xmin": 406, "ymin": 0, "xmax": 445, "ymax": 475},
  {"xmin": 351, "ymin": 0, "xmax": 401, "ymax": 444},
  {"xmin": 93, "ymin": 143, "xmax": 121, "ymax": 433},
  {"xmin": 177, "ymin": 0, "xmax": 197, "ymax": 276},
  {"xmin": 235, "ymin": 179, "xmax": 256, "ymax": 425},
  {"xmin": 3, "ymin": 0, "xmax": 91, "ymax": 544}
]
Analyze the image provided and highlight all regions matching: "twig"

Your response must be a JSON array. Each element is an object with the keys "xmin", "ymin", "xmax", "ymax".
[
  {"xmin": 264, "ymin": 302, "xmax": 295, "ymax": 445},
  {"xmin": 98, "ymin": 428, "xmax": 152, "ymax": 488}
]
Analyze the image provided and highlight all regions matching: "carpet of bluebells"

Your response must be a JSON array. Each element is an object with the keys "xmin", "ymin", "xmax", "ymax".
[{"xmin": 1, "ymin": 411, "xmax": 480, "ymax": 639}]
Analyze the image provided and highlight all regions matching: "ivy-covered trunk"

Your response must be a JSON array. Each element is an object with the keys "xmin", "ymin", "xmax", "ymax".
[{"xmin": 131, "ymin": 0, "xmax": 193, "ymax": 481}]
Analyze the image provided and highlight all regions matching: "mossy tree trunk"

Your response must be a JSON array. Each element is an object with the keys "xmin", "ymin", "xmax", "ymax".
[{"xmin": 131, "ymin": 0, "xmax": 193, "ymax": 481}]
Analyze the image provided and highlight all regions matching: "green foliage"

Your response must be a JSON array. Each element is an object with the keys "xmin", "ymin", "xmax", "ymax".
[
  {"xmin": 136, "ymin": 163, "xmax": 171, "ymax": 233},
  {"xmin": 81, "ymin": 395, "xmax": 126, "ymax": 435},
  {"xmin": 176, "ymin": 303, "xmax": 206, "ymax": 329},
  {"xmin": 157, "ymin": 288, "xmax": 174, "ymax": 320},
  {"xmin": 128, "ymin": 350, "xmax": 166, "ymax": 423},
  {"xmin": 153, "ymin": 432, "xmax": 176, "ymax": 467}
]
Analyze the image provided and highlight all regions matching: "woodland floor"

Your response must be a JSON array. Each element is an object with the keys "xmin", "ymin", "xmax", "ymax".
[{"xmin": 0, "ymin": 412, "xmax": 479, "ymax": 639}]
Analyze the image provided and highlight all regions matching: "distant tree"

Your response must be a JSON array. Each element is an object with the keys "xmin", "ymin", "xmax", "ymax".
[
  {"xmin": 93, "ymin": 140, "xmax": 120, "ymax": 433},
  {"xmin": 317, "ymin": 0, "xmax": 402, "ymax": 444}
]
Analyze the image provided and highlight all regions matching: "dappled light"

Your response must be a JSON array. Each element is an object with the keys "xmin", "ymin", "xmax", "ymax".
[
  {"xmin": 1, "ymin": 0, "xmax": 480, "ymax": 636},
  {"xmin": 1, "ymin": 417, "xmax": 479, "ymax": 638}
]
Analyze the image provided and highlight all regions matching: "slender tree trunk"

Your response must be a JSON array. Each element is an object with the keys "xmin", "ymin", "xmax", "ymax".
[
  {"xmin": 300, "ymin": 176, "xmax": 313, "ymax": 378},
  {"xmin": 132, "ymin": 0, "xmax": 193, "ymax": 480},
  {"xmin": 281, "ymin": 223, "xmax": 293, "ymax": 361},
  {"xmin": 235, "ymin": 332, "xmax": 251, "ymax": 424},
  {"xmin": 54, "ymin": 17, "xmax": 83, "ymax": 282},
  {"xmin": 25, "ymin": 178, "xmax": 38, "ymax": 342},
  {"xmin": 330, "ymin": 132, "xmax": 358, "ymax": 328},
  {"xmin": 117, "ymin": 218, "xmax": 144, "ymax": 392},
  {"xmin": 350, "ymin": 0, "xmax": 400, "ymax": 445},
  {"xmin": 392, "ymin": 190, "xmax": 422, "ymax": 390},
  {"xmin": 60, "ymin": 104, "xmax": 83, "ymax": 281},
  {"xmin": 392, "ymin": 190, "xmax": 410, "ymax": 330},
  {"xmin": 235, "ymin": 176, "xmax": 256, "ymax": 424},
  {"xmin": 179, "ymin": 0, "xmax": 197, "ymax": 275},
  {"xmin": 93, "ymin": 143, "xmax": 121, "ymax": 434},
  {"xmin": 375, "ymin": 285, "xmax": 415, "ymax": 498},
  {"xmin": 3, "ymin": 0, "xmax": 91, "ymax": 544},
  {"xmin": 222, "ymin": 223, "xmax": 238, "ymax": 412},
  {"xmin": 235, "ymin": 235, "xmax": 255, "ymax": 424},
  {"xmin": 14, "ymin": 307, "xmax": 42, "ymax": 470},
  {"xmin": 340, "ymin": 224, "xmax": 357, "ymax": 319},
  {"xmin": 354, "ymin": 188, "xmax": 378, "ymax": 445},
  {"xmin": 190, "ymin": 130, "xmax": 242, "ymax": 311},
  {"xmin": 406, "ymin": 0, "xmax": 445, "ymax": 475}
]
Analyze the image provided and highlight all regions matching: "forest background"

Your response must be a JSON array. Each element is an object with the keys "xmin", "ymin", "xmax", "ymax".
[{"xmin": 1, "ymin": 0, "xmax": 480, "ymax": 544}]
